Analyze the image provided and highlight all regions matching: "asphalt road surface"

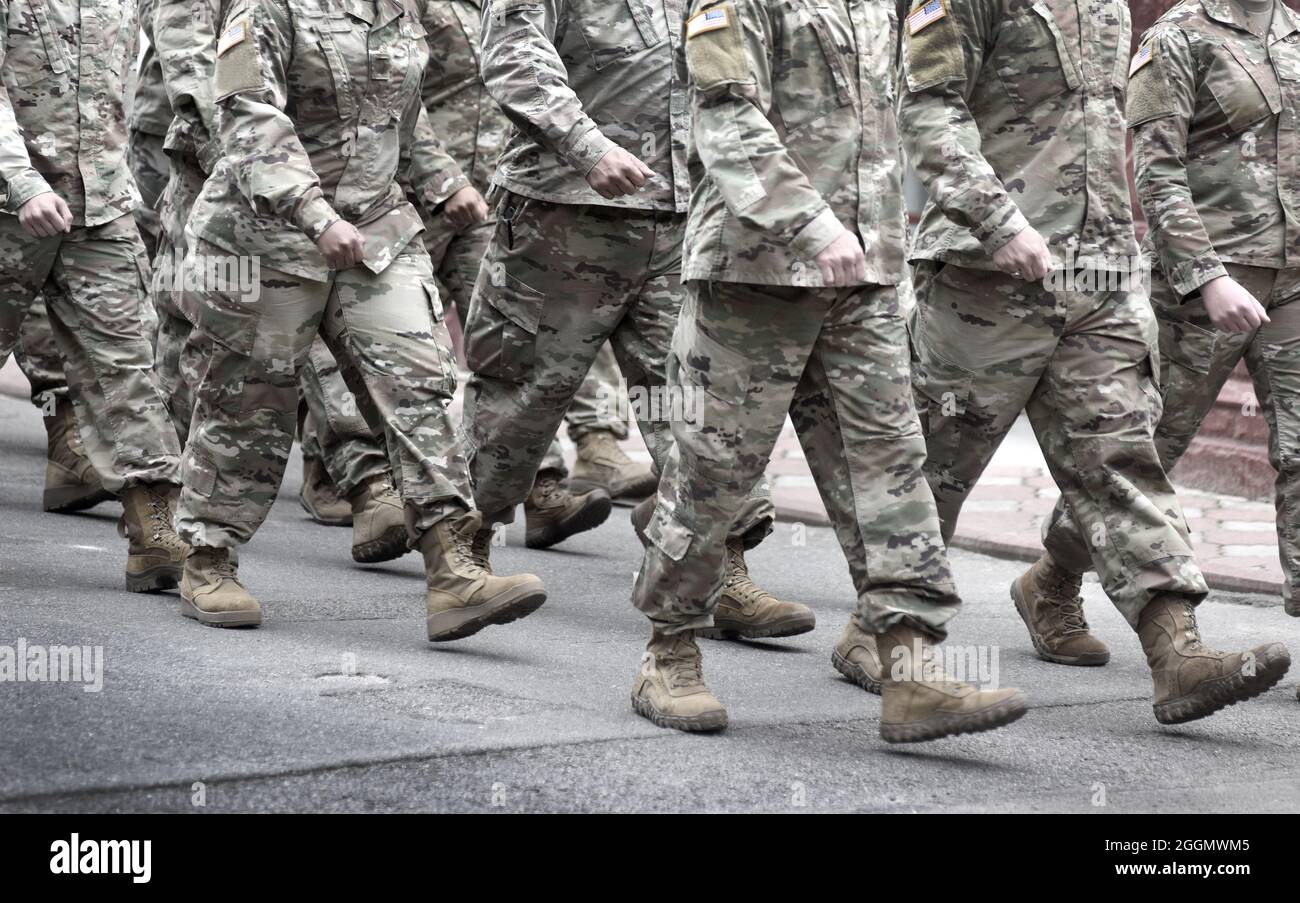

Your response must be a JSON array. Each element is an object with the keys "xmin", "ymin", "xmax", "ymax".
[{"xmin": 2, "ymin": 392, "xmax": 1298, "ymax": 813}]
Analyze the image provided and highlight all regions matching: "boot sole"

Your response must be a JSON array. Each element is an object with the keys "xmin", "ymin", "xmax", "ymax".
[
  {"xmin": 1009, "ymin": 578, "xmax": 1110, "ymax": 666},
  {"xmin": 1153, "ymin": 643, "xmax": 1291, "ymax": 725},
  {"xmin": 525, "ymin": 495, "xmax": 613, "ymax": 550},
  {"xmin": 880, "ymin": 691, "xmax": 1028, "ymax": 743},
  {"xmin": 352, "ymin": 524, "xmax": 410, "ymax": 564},
  {"xmin": 630, "ymin": 692, "xmax": 727, "ymax": 732},
  {"xmin": 180, "ymin": 596, "xmax": 262, "ymax": 628},
  {"xmin": 44, "ymin": 485, "xmax": 114, "ymax": 514},
  {"xmin": 831, "ymin": 649, "xmax": 883, "ymax": 695},
  {"xmin": 125, "ymin": 564, "xmax": 182, "ymax": 594},
  {"xmin": 698, "ymin": 612, "xmax": 816, "ymax": 641},
  {"xmin": 427, "ymin": 585, "xmax": 548, "ymax": 642},
  {"xmin": 299, "ymin": 494, "xmax": 353, "ymax": 527}
]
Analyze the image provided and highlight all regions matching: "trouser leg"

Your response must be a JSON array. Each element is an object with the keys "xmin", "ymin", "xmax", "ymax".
[
  {"xmin": 320, "ymin": 245, "xmax": 472, "ymax": 540},
  {"xmin": 298, "ymin": 335, "xmax": 389, "ymax": 497},
  {"xmin": 790, "ymin": 283, "xmax": 960, "ymax": 639},
  {"xmin": 151, "ymin": 233, "xmax": 203, "ymax": 444},
  {"xmin": 1040, "ymin": 270, "xmax": 1250, "ymax": 573},
  {"xmin": 14, "ymin": 295, "xmax": 68, "ymax": 414},
  {"xmin": 567, "ymin": 342, "xmax": 630, "ymax": 441},
  {"xmin": 1025, "ymin": 276, "xmax": 1205, "ymax": 626},
  {"xmin": 633, "ymin": 281, "xmax": 821, "ymax": 632},
  {"xmin": 128, "ymin": 129, "xmax": 168, "ymax": 262}
]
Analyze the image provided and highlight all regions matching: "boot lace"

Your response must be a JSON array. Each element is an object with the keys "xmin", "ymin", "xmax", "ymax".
[
  {"xmin": 658, "ymin": 636, "xmax": 705, "ymax": 689},
  {"xmin": 1039, "ymin": 567, "xmax": 1089, "ymax": 634},
  {"xmin": 532, "ymin": 474, "xmax": 563, "ymax": 506},
  {"xmin": 144, "ymin": 487, "xmax": 176, "ymax": 543},
  {"xmin": 203, "ymin": 550, "xmax": 238, "ymax": 581},
  {"xmin": 723, "ymin": 545, "xmax": 772, "ymax": 607}
]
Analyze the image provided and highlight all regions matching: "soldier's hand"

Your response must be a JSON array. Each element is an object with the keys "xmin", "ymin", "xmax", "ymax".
[
  {"xmin": 1202, "ymin": 276, "xmax": 1270, "ymax": 333},
  {"xmin": 992, "ymin": 227, "xmax": 1052, "ymax": 282},
  {"xmin": 586, "ymin": 147, "xmax": 653, "ymax": 199},
  {"xmin": 316, "ymin": 221, "xmax": 365, "ymax": 270},
  {"xmin": 444, "ymin": 186, "xmax": 489, "ymax": 231},
  {"xmin": 815, "ymin": 231, "xmax": 867, "ymax": 286},
  {"xmin": 18, "ymin": 193, "xmax": 73, "ymax": 238}
]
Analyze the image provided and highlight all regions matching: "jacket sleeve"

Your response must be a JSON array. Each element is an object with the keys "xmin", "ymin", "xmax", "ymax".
[
  {"xmin": 211, "ymin": 0, "xmax": 339, "ymax": 240},
  {"xmin": 155, "ymin": 0, "xmax": 224, "ymax": 173},
  {"xmin": 400, "ymin": 94, "xmax": 472, "ymax": 217},
  {"xmin": 479, "ymin": 0, "xmax": 615, "ymax": 175},
  {"xmin": 896, "ymin": 0, "xmax": 1028, "ymax": 254},
  {"xmin": 684, "ymin": 0, "xmax": 845, "ymax": 259},
  {"xmin": 1127, "ymin": 26, "xmax": 1225, "ymax": 299},
  {"xmin": 0, "ymin": 0, "xmax": 55, "ymax": 212}
]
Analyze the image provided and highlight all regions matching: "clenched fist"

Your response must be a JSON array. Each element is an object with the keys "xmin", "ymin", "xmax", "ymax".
[
  {"xmin": 586, "ymin": 146, "xmax": 654, "ymax": 199},
  {"xmin": 1202, "ymin": 276, "xmax": 1270, "ymax": 333},
  {"xmin": 814, "ymin": 231, "xmax": 867, "ymax": 286},
  {"xmin": 316, "ymin": 221, "xmax": 365, "ymax": 270},
  {"xmin": 444, "ymin": 185, "xmax": 489, "ymax": 231},
  {"xmin": 992, "ymin": 226, "xmax": 1053, "ymax": 283},
  {"xmin": 18, "ymin": 192, "xmax": 73, "ymax": 238}
]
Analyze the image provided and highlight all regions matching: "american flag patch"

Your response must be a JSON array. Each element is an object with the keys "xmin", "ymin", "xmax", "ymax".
[
  {"xmin": 1129, "ymin": 41, "xmax": 1153, "ymax": 76},
  {"xmin": 217, "ymin": 18, "xmax": 247, "ymax": 57},
  {"xmin": 687, "ymin": 5, "xmax": 730, "ymax": 38},
  {"xmin": 907, "ymin": 0, "xmax": 946, "ymax": 35}
]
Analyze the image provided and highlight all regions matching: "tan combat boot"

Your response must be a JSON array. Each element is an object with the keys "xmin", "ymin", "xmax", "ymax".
[
  {"xmin": 631, "ymin": 628, "xmax": 728, "ymax": 732},
  {"xmin": 118, "ymin": 483, "xmax": 188, "ymax": 593},
  {"xmin": 876, "ymin": 622, "xmax": 1027, "ymax": 743},
  {"xmin": 41, "ymin": 397, "xmax": 112, "ymax": 513},
  {"xmin": 698, "ymin": 539, "xmax": 816, "ymax": 640},
  {"xmin": 348, "ymin": 475, "xmax": 408, "ymax": 564},
  {"xmin": 832, "ymin": 618, "xmax": 883, "ymax": 694},
  {"xmin": 1138, "ymin": 594, "xmax": 1290, "ymax": 724},
  {"xmin": 421, "ymin": 510, "xmax": 547, "ymax": 641},
  {"xmin": 524, "ymin": 470, "xmax": 612, "ymax": 549},
  {"xmin": 570, "ymin": 429, "xmax": 657, "ymax": 503},
  {"xmin": 1010, "ymin": 554, "xmax": 1110, "ymax": 666},
  {"xmin": 180, "ymin": 546, "xmax": 262, "ymax": 627},
  {"xmin": 299, "ymin": 455, "xmax": 353, "ymax": 526}
]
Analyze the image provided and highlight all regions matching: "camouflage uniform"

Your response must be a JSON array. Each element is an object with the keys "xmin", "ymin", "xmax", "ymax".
[
  {"xmin": 129, "ymin": 0, "xmax": 173, "ymax": 260},
  {"xmin": 1042, "ymin": 0, "xmax": 1300, "ymax": 609},
  {"xmin": 900, "ymin": 0, "xmax": 1209, "ymax": 625},
  {"xmin": 631, "ymin": 0, "xmax": 959, "ymax": 635},
  {"xmin": 465, "ymin": 0, "xmax": 773, "ymax": 537},
  {"xmin": 175, "ymin": 0, "xmax": 476, "ymax": 548},
  {"xmin": 0, "ymin": 0, "xmax": 181, "ymax": 493}
]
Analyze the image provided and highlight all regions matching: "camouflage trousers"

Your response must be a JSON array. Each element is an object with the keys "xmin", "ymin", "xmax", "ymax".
[
  {"xmin": 912, "ymin": 263, "xmax": 1208, "ymax": 626},
  {"xmin": 127, "ymin": 128, "xmax": 169, "ymax": 262},
  {"xmin": 461, "ymin": 196, "xmax": 773, "ymax": 536},
  {"xmin": 0, "ymin": 213, "xmax": 180, "ymax": 490},
  {"xmin": 175, "ymin": 238, "xmax": 472, "ymax": 548},
  {"xmin": 1043, "ymin": 263, "xmax": 1300, "ymax": 610},
  {"xmin": 13, "ymin": 297, "xmax": 68, "ymax": 412},
  {"xmin": 298, "ymin": 335, "xmax": 390, "ymax": 497},
  {"xmin": 422, "ymin": 211, "xmax": 628, "ymax": 478},
  {"xmin": 633, "ymin": 280, "xmax": 960, "ymax": 636}
]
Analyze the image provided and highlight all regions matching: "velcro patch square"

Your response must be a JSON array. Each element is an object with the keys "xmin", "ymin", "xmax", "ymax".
[
  {"xmin": 687, "ymin": 6, "xmax": 729, "ymax": 38},
  {"xmin": 907, "ymin": 0, "xmax": 946, "ymax": 35},
  {"xmin": 217, "ymin": 18, "xmax": 248, "ymax": 57}
]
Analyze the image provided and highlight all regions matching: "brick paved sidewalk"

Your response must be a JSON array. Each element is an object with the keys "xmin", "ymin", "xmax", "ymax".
[{"xmin": 4, "ymin": 355, "xmax": 1284, "ymax": 600}]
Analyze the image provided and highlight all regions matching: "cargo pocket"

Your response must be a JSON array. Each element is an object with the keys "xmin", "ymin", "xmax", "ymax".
[
  {"xmin": 422, "ymin": 280, "xmax": 457, "ymax": 398},
  {"xmin": 668, "ymin": 302, "xmax": 751, "ymax": 480},
  {"xmin": 177, "ymin": 248, "xmax": 262, "ymax": 358},
  {"xmin": 911, "ymin": 351, "xmax": 973, "ymax": 480},
  {"xmin": 646, "ymin": 504, "xmax": 695, "ymax": 563},
  {"xmin": 1152, "ymin": 302, "xmax": 1217, "ymax": 433},
  {"xmin": 463, "ymin": 267, "xmax": 544, "ymax": 384}
]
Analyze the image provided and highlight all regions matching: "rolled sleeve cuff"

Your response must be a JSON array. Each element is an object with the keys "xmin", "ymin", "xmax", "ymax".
[
  {"xmin": 972, "ymin": 198, "xmax": 1030, "ymax": 256},
  {"xmin": 419, "ymin": 171, "xmax": 472, "ymax": 213},
  {"xmin": 790, "ymin": 208, "xmax": 847, "ymax": 261},
  {"xmin": 558, "ymin": 122, "xmax": 617, "ymax": 177},
  {"xmin": 4, "ymin": 171, "xmax": 55, "ymax": 213},
  {"xmin": 295, "ymin": 194, "xmax": 342, "ymax": 243},
  {"xmin": 1167, "ymin": 254, "xmax": 1229, "ymax": 301}
]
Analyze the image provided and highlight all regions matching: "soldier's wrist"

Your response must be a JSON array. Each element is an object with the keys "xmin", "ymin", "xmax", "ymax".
[
  {"xmin": 791, "ymin": 209, "xmax": 847, "ymax": 261},
  {"xmin": 5, "ymin": 174, "xmax": 56, "ymax": 214}
]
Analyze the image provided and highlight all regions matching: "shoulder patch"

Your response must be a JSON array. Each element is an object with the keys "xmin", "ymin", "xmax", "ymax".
[
  {"xmin": 1129, "ymin": 39, "xmax": 1153, "ymax": 76},
  {"xmin": 902, "ymin": 0, "xmax": 963, "ymax": 91},
  {"xmin": 214, "ymin": 8, "xmax": 264, "ymax": 101},
  {"xmin": 684, "ymin": 2, "xmax": 750, "ymax": 91},
  {"xmin": 217, "ymin": 16, "xmax": 249, "ymax": 57},
  {"xmin": 906, "ymin": 0, "xmax": 947, "ymax": 35},
  {"xmin": 1126, "ymin": 35, "xmax": 1176, "ymax": 127}
]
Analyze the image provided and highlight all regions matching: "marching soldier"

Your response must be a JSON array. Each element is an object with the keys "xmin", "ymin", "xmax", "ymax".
[
  {"xmin": 0, "ymin": 0, "xmax": 189, "ymax": 592},
  {"xmin": 174, "ymin": 0, "xmax": 545, "ymax": 637},
  {"xmin": 899, "ymin": 0, "xmax": 1290, "ymax": 723}
]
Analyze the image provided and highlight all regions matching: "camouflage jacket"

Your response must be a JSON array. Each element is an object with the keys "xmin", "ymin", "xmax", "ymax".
[
  {"xmin": 680, "ymin": 0, "xmax": 906, "ymax": 286},
  {"xmin": 154, "ymin": 0, "xmax": 223, "ymax": 174},
  {"xmin": 130, "ymin": 0, "xmax": 175, "ymax": 137},
  {"xmin": 421, "ymin": 0, "xmax": 508, "ymax": 195},
  {"xmin": 480, "ymin": 0, "xmax": 691, "ymax": 210},
  {"xmin": 898, "ymin": 0, "xmax": 1139, "ymax": 269},
  {"xmin": 1128, "ymin": 0, "xmax": 1300, "ymax": 298},
  {"xmin": 0, "ymin": 0, "xmax": 141, "ymax": 226},
  {"xmin": 188, "ymin": 0, "xmax": 471, "ymax": 281}
]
